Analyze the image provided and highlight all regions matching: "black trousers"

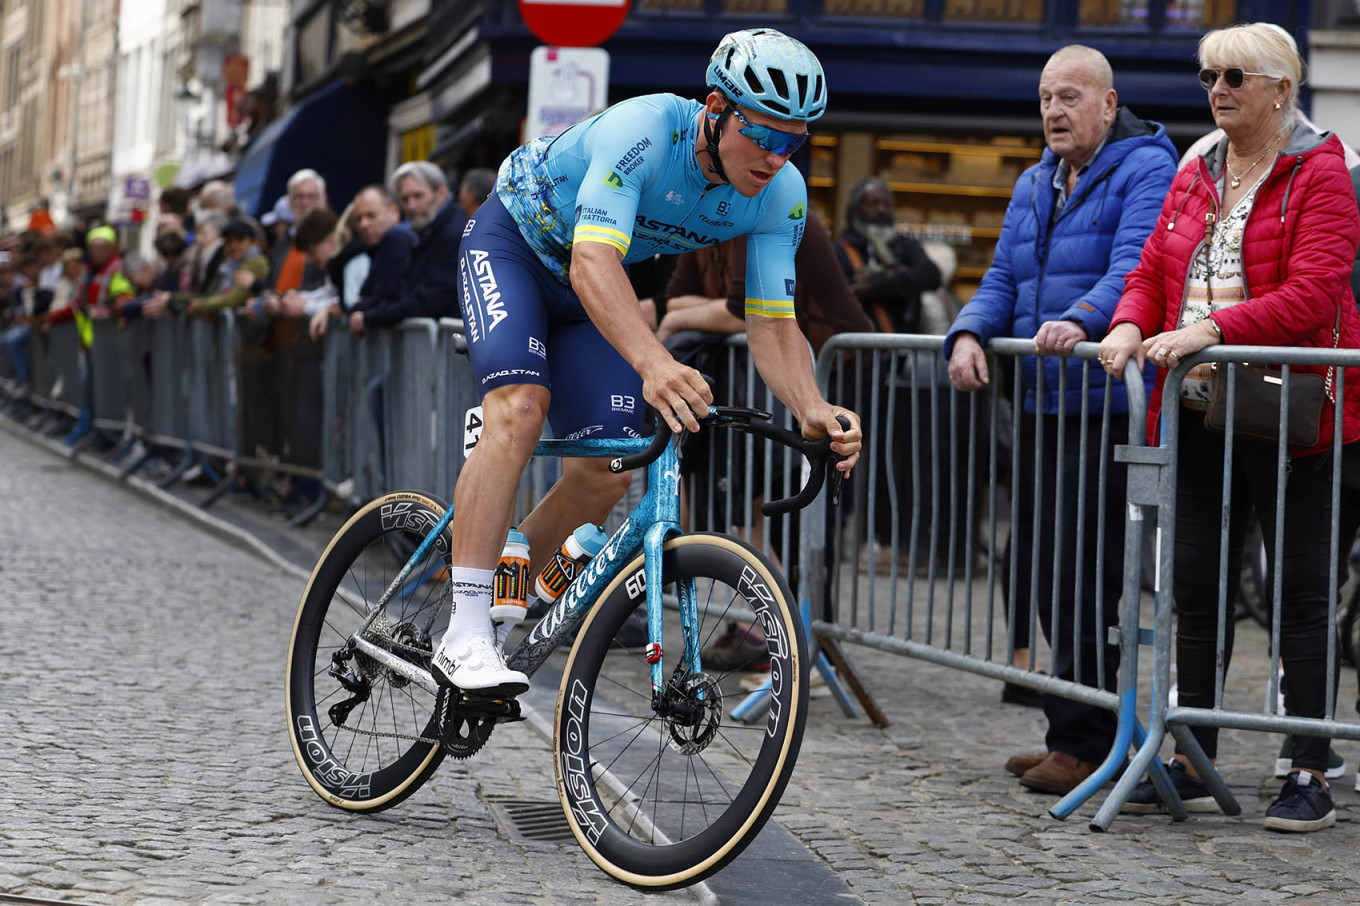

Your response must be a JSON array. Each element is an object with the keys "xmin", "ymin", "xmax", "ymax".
[
  {"xmin": 1173, "ymin": 414, "xmax": 1337, "ymax": 771},
  {"xmin": 1003, "ymin": 412, "xmax": 1128, "ymax": 763}
]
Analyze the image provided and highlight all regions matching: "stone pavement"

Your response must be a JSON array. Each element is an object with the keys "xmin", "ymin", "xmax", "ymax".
[{"xmin": 4, "ymin": 418, "xmax": 1360, "ymax": 904}]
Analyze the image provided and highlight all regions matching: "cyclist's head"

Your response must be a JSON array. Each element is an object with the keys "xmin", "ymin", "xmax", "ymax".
[
  {"xmin": 706, "ymin": 29, "xmax": 827, "ymax": 123},
  {"xmin": 700, "ymin": 29, "xmax": 826, "ymax": 193}
]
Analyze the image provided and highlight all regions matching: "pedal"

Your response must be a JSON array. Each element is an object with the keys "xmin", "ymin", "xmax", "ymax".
[{"xmin": 457, "ymin": 690, "xmax": 526, "ymax": 724}]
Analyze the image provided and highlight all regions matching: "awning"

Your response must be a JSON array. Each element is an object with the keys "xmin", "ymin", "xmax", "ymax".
[{"xmin": 234, "ymin": 78, "xmax": 393, "ymax": 218}]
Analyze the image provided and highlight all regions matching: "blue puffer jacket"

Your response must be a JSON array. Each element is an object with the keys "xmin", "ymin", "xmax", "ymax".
[{"xmin": 945, "ymin": 107, "xmax": 1177, "ymax": 415}]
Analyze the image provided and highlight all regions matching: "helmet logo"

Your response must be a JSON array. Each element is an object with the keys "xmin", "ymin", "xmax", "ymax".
[{"xmin": 787, "ymin": 202, "xmax": 805, "ymax": 220}]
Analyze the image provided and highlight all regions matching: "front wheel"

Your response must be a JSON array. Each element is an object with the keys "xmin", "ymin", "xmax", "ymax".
[
  {"xmin": 555, "ymin": 533, "xmax": 808, "ymax": 889},
  {"xmin": 286, "ymin": 491, "xmax": 453, "ymax": 812}
]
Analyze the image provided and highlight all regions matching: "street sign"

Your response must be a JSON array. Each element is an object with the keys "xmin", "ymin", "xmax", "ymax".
[
  {"xmin": 518, "ymin": 0, "xmax": 630, "ymax": 48},
  {"xmin": 525, "ymin": 46, "xmax": 610, "ymax": 141}
]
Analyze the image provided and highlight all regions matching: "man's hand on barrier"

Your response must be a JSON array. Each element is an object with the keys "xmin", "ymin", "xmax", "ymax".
[
  {"xmin": 801, "ymin": 403, "xmax": 862, "ymax": 473},
  {"xmin": 309, "ymin": 306, "xmax": 334, "ymax": 341},
  {"xmin": 143, "ymin": 292, "xmax": 169, "ymax": 320},
  {"xmin": 279, "ymin": 291, "xmax": 307, "ymax": 319},
  {"xmin": 233, "ymin": 269, "xmax": 256, "ymax": 290},
  {"xmin": 1097, "ymin": 322, "xmax": 1146, "ymax": 379},
  {"xmin": 349, "ymin": 311, "xmax": 366, "ymax": 336},
  {"xmin": 947, "ymin": 333, "xmax": 989, "ymax": 392},
  {"xmin": 1033, "ymin": 319, "xmax": 1087, "ymax": 357},
  {"xmin": 639, "ymin": 357, "xmax": 712, "ymax": 434}
]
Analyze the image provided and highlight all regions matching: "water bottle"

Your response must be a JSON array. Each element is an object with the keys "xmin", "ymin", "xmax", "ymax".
[
  {"xmin": 490, "ymin": 528, "xmax": 531, "ymax": 625},
  {"xmin": 533, "ymin": 523, "xmax": 608, "ymax": 607}
]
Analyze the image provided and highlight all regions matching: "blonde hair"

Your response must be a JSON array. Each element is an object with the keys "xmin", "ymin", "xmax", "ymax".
[{"xmin": 1199, "ymin": 23, "xmax": 1302, "ymax": 115}]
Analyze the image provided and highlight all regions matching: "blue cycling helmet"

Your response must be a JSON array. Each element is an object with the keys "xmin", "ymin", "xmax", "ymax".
[{"xmin": 706, "ymin": 28, "xmax": 827, "ymax": 122}]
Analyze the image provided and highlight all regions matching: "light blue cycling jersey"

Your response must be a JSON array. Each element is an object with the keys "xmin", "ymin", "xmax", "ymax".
[{"xmin": 495, "ymin": 93, "xmax": 808, "ymax": 319}]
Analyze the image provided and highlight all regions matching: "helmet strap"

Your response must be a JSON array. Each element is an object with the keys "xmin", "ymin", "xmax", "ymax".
[{"xmin": 702, "ymin": 103, "xmax": 734, "ymax": 185}]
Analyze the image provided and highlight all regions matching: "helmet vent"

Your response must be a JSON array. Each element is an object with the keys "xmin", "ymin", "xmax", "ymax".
[
  {"xmin": 769, "ymin": 68, "xmax": 790, "ymax": 101},
  {"xmin": 766, "ymin": 99, "xmax": 790, "ymax": 116},
  {"xmin": 814, "ymin": 74, "xmax": 824, "ymax": 103},
  {"xmin": 743, "ymin": 65, "xmax": 763, "ymax": 94},
  {"xmin": 795, "ymin": 73, "xmax": 808, "ymax": 107},
  {"xmin": 725, "ymin": 48, "xmax": 737, "ymax": 69}
]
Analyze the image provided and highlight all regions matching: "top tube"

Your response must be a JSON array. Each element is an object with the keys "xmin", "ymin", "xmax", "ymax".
[{"xmin": 532, "ymin": 434, "xmax": 655, "ymax": 459}]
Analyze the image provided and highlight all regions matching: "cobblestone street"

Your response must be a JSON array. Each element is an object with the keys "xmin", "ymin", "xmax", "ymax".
[{"xmin": 3, "ymin": 422, "xmax": 1360, "ymax": 904}]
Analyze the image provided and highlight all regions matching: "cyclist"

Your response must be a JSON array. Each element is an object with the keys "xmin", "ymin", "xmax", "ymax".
[{"xmin": 431, "ymin": 28, "xmax": 863, "ymax": 694}]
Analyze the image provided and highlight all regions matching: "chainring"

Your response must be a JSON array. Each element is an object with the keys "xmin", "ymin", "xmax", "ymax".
[{"xmin": 435, "ymin": 686, "xmax": 523, "ymax": 758}]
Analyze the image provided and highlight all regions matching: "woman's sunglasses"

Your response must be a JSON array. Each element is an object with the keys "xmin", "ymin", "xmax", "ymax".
[
  {"xmin": 728, "ymin": 106, "xmax": 810, "ymax": 157},
  {"xmin": 1198, "ymin": 67, "xmax": 1278, "ymax": 91}
]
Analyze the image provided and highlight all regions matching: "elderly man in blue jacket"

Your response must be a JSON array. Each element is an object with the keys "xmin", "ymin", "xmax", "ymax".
[{"xmin": 945, "ymin": 44, "xmax": 1176, "ymax": 796}]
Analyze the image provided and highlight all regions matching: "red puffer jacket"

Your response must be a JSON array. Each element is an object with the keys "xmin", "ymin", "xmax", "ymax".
[{"xmin": 1112, "ymin": 128, "xmax": 1360, "ymax": 456}]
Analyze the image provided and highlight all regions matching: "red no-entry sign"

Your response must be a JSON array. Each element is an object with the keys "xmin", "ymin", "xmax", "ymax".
[{"xmin": 518, "ymin": 0, "xmax": 631, "ymax": 48}]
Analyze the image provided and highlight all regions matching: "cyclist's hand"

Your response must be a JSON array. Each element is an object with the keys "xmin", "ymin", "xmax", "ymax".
[
  {"xmin": 801, "ymin": 404, "xmax": 862, "ymax": 473},
  {"xmin": 639, "ymin": 358, "xmax": 712, "ymax": 434}
]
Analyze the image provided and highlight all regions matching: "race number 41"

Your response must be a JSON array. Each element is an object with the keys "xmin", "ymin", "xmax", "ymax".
[{"xmin": 464, "ymin": 406, "xmax": 484, "ymax": 453}]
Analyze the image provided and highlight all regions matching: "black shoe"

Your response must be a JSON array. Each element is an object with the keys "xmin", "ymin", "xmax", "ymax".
[
  {"xmin": 1121, "ymin": 759, "xmax": 1217, "ymax": 814},
  {"xmin": 1002, "ymin": 682, "xmax": 1044, "ymax": 708},
  {"xmin": 1264, "ymin": 771, "xmax": 1336, "ymax": 833}
]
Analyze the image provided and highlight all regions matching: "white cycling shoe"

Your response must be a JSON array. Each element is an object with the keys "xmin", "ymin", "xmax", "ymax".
[{"xmin": 431, "ymin": 634, "xmax": 529, "ymax": 695}]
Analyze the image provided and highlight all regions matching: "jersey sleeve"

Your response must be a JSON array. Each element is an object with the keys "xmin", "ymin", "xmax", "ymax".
[
  {"xmin": 743, "ymin": 169, "xmax": 806, "ymax": 319},
  {"xmin": 571, "ymin": 104, "xmax": 669, "ymax": 258}
]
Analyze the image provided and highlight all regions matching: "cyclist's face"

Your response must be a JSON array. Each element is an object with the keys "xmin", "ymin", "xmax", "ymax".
[{"xmin": 704, "ymin": 92, "xmax": 807, "ymax": 198}]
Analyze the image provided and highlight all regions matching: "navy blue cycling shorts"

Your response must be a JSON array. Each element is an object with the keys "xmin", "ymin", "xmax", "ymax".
[{"xmin": 459, "ymin": 193, "xmax": 644, "ymax": 440}]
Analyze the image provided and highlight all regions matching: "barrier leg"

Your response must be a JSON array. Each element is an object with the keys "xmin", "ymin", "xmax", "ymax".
[
  {"xmin": 287, "ymin": 490, "xmax": 328, "ymax": 529},
  {"xmin": 1168, "ymin": 722, "xmax": 1241, "ymax": 815},
  {"xmin": 731, "ymin": 597, "xmax": 862, "ymax": 723},
  {"xmin": 157, "ymin": 443, "xmax": 198, "ymax": 489},
  {"xmin": 118, "ymin": 444, "xmax": 155, "ymax": 480},
  {"xmin": 815, "ymin": 633, "xmax": 890, "ymax": 727},
  {"xmin": 1050, "ymin": 689, "xmax": 1135, "ymax": 820},
  {"xmin": 200, "ymin": 472, "xmax": 239, "ymax": 510}
]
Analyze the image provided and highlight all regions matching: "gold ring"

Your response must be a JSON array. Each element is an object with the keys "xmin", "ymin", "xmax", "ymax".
[{"xmin": 1158, "ymin": 346, "xmax": 1170, "ymax": 358}]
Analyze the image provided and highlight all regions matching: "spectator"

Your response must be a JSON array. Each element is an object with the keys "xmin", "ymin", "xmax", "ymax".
[
  {"xmin": 458, "ymin": 167, "xmax": 497, "ymax": 218},
  {"xmin": 946, "ymin": 44, "xmax": 1176, "ymax": 795},
  {"xmin": 267, "ymin": 168, "xmax": 329, "ymax": 293},
  {"xmin": 164, "ymin": 218, "xmax": 268, "ymax": 317},
  {"xmin": 349, "ymin": 161, "xmax": 466, "ymax": 333},
  {"xmin": 185, "ymin": 211, "xmax": 228, "ymax": 294},
  {"xmin": 835, "ymin": 176, "xmax": 942, "ymax": 333},
  {"xmin": 108, "ymin": 253, "xmax": 162, "ymax": 320},
  {"xmin": 310, "ymin": 185, "xmax": 413, "ymax": 341},
  {"xmin": 197, "ymin": 180, "xmax": 238, "ymax": 217},
  {"xmin": 152, "ymin": 230, "xmax": 190, "ymax": 292},
  {"xmin": 271, "ymin": 208, "xmax": 341, "ymax": 319},
  {"xmin": 323, "ymin": 201, "xmax": 370, "ymax": 313},
  {"xmin": 158, "ymin": 187, "xmax": 192, "ymax": 235},
  {"xmin": 50, "ymin": 225, "xmax": 121, "ymax": 332},
  {"xmin": 1102, "ymin": 23, "xmax": 1360, "ymax": 832},
  {"xmin": 0, "ymin": 251, "xmax": 51, "ymax": 390}
]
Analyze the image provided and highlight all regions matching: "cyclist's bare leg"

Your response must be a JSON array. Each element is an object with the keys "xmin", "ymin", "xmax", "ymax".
[
  {"xmin": 449, "ymin": 383, "xmax": 552, "ymax": 568},
  {"xmin": 432, "ymin": 382, "xmax": 550, "ymax": 692},
  {"xmin": 517, "ymin": 457, "xmax": 633, "ymax": 576}
]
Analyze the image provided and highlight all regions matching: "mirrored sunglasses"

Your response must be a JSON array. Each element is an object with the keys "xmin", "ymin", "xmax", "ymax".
[
  {"xmin": 729, "ymin": 106, "xmax": 810, "ymax": 158},
  {"xmin": 1198, "ymin": 67, "xmax": 1276, "ymax": 91}
]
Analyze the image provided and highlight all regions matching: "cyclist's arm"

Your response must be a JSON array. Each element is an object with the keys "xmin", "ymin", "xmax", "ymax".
[
  {"xmin": 571, "ymin": 243, "xmax": 711, "ymax": 434},
  {"xmin": 743, "ymin": 179, "xmax": 861, "ymax": 470}
]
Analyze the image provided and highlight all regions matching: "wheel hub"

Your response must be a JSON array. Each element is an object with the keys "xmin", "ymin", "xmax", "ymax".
[{"xmin": 664, "ymin": 673, "xmax": 722, "ymax": 755}]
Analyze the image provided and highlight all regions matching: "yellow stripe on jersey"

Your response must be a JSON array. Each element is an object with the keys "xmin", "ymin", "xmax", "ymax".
[
  {"xmin": 573, "ymin": 224, "xmax": 631, "ymax": 256},
  {"xmin": 745, "ymin": 297, "xmax": 797, "ymax": 318}
]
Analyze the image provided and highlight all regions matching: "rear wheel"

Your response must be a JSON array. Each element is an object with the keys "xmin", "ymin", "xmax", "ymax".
[
  {"xmin": 555, "ymin": 533, "xmax": 808, "ymax": 889},
  {"xmin": 286, "ymin": 491, "xmax": 453, "ymax": 812}
]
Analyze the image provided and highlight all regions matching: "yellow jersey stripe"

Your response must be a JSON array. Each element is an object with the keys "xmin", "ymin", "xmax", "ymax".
[
  {"xmin": 573, "ymin": 233, "xmax": 630, "ymax": 255},
  {"xmin": 745, "ymin": 298, "xmax": 796, "ymax": 318}
]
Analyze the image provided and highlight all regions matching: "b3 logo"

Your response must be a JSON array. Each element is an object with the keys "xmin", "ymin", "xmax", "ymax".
[
  {"xmin": 528, "ymin": 337, "xmax": 547, "ymax": 359},
  {"xmin": 610, "ymin": 394, "xmax": 635, "ymax": 413}
]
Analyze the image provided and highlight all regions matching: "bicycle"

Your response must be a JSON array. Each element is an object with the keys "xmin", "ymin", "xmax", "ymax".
[{"xmin": 285, "ymin": 405, "xmax": 845, "ymax": 889}]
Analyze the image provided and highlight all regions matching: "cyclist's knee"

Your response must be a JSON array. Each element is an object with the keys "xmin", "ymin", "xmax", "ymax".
[{"xmin": 481, "ymin": 385, "xmax": 549, "ymax": 448}]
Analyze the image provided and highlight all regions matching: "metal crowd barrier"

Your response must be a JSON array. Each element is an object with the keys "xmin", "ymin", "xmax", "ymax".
[
  {"xmin": 801, "ymin": 334, "xmax": 1150, "ymax": 817},
  {"xmin": 1095, "ymin": 344, "xmax": 1360, "ymax": 830}
]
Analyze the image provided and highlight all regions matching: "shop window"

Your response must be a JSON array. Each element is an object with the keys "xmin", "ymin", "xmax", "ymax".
[
  {"xmin": 722, "ymin": 0, "xmax": 789, "ymax": 11},
  {"xmin": 401, "ymin": 124, "xmax": 436, "ymax": 163},
  {"xmin": 1164, "ymin": 0, "xmax": 1236, "ymax": 31},
  {"xmin": 943, "ymin": 0, "xmax": 1044, "ymax": 23},
  {"xmin": 1078, "ymin": 0, "xmax": 1148, "ymax": 26},
  {"xmin": 634, "ymin": 0, "xmax": 704, "ymax": 9},
  {"xmin": 823, "ymin": 0, "xmax": 925, "ymax": 16}
]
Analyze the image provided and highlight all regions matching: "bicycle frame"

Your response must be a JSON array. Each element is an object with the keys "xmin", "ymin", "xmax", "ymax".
[{"xmin": 354, "ymin": 431, "xmax": 690, "ymax": 699}]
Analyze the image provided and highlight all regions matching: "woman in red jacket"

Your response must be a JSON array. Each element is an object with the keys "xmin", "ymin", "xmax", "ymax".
[{"xmin": 1099, "ymin": 22, "xmax": 1360, "ymax": 833}]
